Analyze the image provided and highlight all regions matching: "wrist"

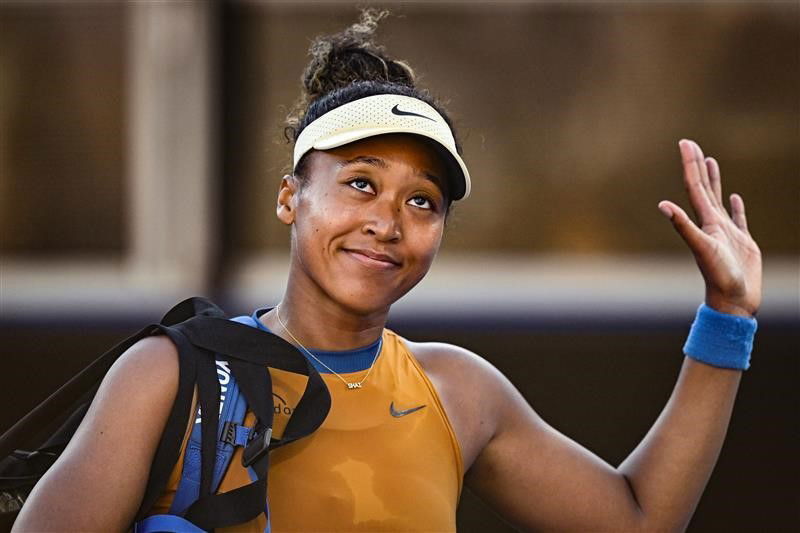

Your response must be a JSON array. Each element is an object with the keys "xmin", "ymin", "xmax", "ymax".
[
  {"xmin": 683, "ymin": 303, "xmax": 758, "ymax": 370},
  {"xmin": 704, "ymin": 292, "xmax": 757, "ymax": 318}
]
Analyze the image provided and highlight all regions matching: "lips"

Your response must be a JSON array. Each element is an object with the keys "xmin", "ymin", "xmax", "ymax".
[{"xmin": 343, "ymin": 248, "xmax": 402, "ymax": 269}]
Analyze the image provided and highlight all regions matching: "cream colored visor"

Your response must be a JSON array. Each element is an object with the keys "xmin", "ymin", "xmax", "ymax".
[{"xmin": 293, "ymin": 94, "xmax": 471, "ymax": 200}]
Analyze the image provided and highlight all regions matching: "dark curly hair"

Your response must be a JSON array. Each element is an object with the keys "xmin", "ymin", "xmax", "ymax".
[{"xmin": 284, "ymin": 9, "xmax": 462, "ymax": 206}]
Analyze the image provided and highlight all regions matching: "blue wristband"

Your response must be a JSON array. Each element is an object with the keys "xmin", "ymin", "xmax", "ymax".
[{"xmin": 682, "ymin": 303, "xmax": 757, "ymax": 370}]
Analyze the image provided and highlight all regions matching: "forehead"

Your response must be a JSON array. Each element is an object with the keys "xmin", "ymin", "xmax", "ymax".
[{"xmin": 314, "ymin": 133, "xmax": 449, "ymax": 188}]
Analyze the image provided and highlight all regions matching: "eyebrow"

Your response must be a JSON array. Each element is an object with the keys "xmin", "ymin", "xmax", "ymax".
[
  {"xmin": 338, "ymin": 155, "xmax": 445, "ymax": 190},
  {"xmin": 338, "ymin": 155, "xmax": 388, "ymax": 169}
]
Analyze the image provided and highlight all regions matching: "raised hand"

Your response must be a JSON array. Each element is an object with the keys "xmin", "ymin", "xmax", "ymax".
[{"xmin": 658, "ymin": 139, "xmax": 762, "ymax": 317}]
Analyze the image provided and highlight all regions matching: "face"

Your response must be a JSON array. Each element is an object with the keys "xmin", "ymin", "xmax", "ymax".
[{"xmin": 276, "ymin": 133, "xmax": 449, "ymax": 316}]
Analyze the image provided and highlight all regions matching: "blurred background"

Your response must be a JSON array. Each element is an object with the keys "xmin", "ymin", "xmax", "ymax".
[{"xmin": 1, "ymin": 0, "xmax": 798, "ymax": 530}]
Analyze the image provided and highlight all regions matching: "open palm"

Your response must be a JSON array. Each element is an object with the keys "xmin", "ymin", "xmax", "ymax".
[{"xmin": 658, "ymin": 140, "xmax": 762, "ymax": 317}]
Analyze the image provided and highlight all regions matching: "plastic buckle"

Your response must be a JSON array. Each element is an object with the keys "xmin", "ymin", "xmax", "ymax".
[
  {"xmin": 221, "ymin": 421, "xmax": 237, "ymax": 446},
  {"xmin": 242, "ymin": 425, "xmax": 272, "ymax": 467}
]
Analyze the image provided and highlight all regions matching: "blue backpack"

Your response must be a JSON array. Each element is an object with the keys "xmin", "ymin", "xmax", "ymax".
[
  {"xmin": 137, "ymin": 315, "xmax": 271, "ymax": 532},
  {"xmin": 1, "ymin": 298, "xmax": 331, "ymax": 532}
]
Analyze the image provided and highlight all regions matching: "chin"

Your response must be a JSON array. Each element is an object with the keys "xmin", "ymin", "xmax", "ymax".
[{"xmin": 329, "ymin": 279, "xmax": 408, "ymax": 316}]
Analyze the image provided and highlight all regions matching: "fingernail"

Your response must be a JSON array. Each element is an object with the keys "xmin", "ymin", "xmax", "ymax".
[{"xmin": 658, "ymin": 203, "xmax": 673, "ymax": 219}]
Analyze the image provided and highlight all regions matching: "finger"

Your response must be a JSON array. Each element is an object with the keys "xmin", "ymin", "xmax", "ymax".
[
  {"xmin": 706, "ymin": 157, "xmax": 724, "ymax": 210},
  {"xmin": 729, "ymin": 193, "xmax": 750, "ymax": 234},
  {"xmin": 658, "ymin": 200, "xmax": 712, "ymax": 251},
  {"xmin": 692, "ymin": 141, "xmax": 722, "ymax": 211},
  {"xmin": 679, "ymin": 140, "xmax": 717, "ymax": 224}
]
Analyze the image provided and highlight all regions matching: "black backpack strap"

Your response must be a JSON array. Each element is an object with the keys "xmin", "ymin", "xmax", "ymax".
[
  {"xmin": 182, "ymin": 449, "xmax": 270, "ymax": 530},
  {"xmin": 176, "ymin": 316, "xmax": 332, "ymax": 449},
  {"xmin": 135, "ymin": 296, "xmax": 231, "ymax": 520},
  {"xmin": 177, "ymin": 317, "xmax": 309, "ymax": 372},
  {"xmin": 133, "ymin": 325, "xmax": 200, "ymax": 520},
  {"xmin": 168, "ymin": 313, "xmax": 332, "ymax": 529},
  {"xmin": 1, "ymin": 295, "xmax": 330, "ymax": 531},
  {"xmin": 177, "ymin": 356, "xmax": 276, "ymax": 528},
  {"xmin": 195, "ymin": 345, "xmax": 220, "ymax": 503},
  {"xmin": 160, "ymin": 296, "xmax": 225, "ymax": 325}
]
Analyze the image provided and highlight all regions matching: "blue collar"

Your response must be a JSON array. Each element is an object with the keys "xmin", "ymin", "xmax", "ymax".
[{"xmin": 251, "ymin": 307, "xmax": 381, "ymax": 374}]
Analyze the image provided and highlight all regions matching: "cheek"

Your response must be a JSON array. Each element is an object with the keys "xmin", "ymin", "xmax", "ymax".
[
  {"xmin": 293, "ymin": 196, "xmax": 356, "ymax": 254},
  {"xmin": 410, "ymin": 222, "xmax": 444, "ymax": 265}
]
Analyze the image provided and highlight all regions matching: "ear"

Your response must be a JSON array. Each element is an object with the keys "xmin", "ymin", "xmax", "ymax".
[{"xmin": 276, "ymin": 174, "xmax": 298, "ymax": 225}]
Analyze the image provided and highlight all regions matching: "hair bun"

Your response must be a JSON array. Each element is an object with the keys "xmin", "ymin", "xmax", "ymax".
[
  {"xmin": 284, "ymin": 8, "xmax": 456, "ymax": 154},
  {"xmin": 301, "ymin": 9, "xmax": 416, "ymax": 102}
]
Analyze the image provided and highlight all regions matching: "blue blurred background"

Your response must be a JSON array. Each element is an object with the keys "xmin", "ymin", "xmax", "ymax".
[{"xmin": 1, "ymin": 1, "xmax": 798, "ymax": 530}]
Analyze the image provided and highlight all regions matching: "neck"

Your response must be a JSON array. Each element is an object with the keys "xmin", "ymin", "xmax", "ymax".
[{"xmin": 260, "ymin": 269, "xmax": 388, "ymax": 351}]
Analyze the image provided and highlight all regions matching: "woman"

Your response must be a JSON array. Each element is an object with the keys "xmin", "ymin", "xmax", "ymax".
[{"xmin": 14, "ymin": 11, "xmax": 761, "ymax": 532}]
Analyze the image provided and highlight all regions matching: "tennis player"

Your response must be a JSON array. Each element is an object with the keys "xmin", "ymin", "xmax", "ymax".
[{"xmin": 14, "ymin": 11, "xmax": 761, "ymax": 532}]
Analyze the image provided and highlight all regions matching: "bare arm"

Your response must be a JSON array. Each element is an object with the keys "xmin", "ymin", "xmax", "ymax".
[
  {"xmin": 618, "ymin": 138, "xmax": 761, "ymax": 529},
  {"xmin": 466, "ymin": 140, "xmax": 761, "ymax": 530},
  {"xmin": 12, "ymin": 335, "xmax": 179, "ymax": 532},
  {"xmin": 618, "ymin": 357, "xmax": 741, "ymax": 530},
  {"xmin": 465, "ymin": 355, "xmax": 743, "ymax": 531}
]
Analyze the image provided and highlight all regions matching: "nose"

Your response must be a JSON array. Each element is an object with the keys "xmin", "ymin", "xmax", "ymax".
[{"xmin": 361, "ymin": 199, "xmax": 402, "ymax": 242}]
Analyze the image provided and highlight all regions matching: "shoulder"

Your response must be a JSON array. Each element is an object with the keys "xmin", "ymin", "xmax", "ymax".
[
  {"xmin": 400, "ymin": 336, "xmax": 505, "ymax": 388},
  {"xmin": 115, "ymin": 333, "xmax": 180, "ymax": 371},
  {"xmin": 77, "ymin": 333, "xmax": 181, "ymax": 454},
  {"xmin": 397, "ymin": 335, "xmax": 522, "ymax": 470},
  {"xmin": 101, "ymin": 334, "xmax": 180, "ymax": 405},
  {"xmin": 64, "ymin": 332, "xmax": 181, "ymax": 470},
  {"xmin": 400, "ymin": 337, "xmax": 523, "ymax": 416}
]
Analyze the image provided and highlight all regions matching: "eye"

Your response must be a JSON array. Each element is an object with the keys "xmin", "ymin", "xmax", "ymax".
[
  {"xmin": 347, "ymin": 178, "xmax": 374, "ymax": 194},
  {"xmin": 408, "ymin": 195, "xmax": 434, "ymax": 210}
]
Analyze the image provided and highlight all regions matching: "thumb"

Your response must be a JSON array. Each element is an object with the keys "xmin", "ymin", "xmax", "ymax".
[{"xmin": 658, "ymin": 200, "xmax": 710, "ymax": 251}]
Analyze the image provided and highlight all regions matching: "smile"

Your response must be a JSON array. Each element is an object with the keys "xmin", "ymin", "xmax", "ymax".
[{"xmin": 343, "ymin": 249, "xmax": 402, "ymax": 270}]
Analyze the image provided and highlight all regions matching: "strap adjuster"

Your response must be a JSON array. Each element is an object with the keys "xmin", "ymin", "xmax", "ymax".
[
  {"xmin": 221, "ymin": 421, "xmax": 237, "ymax": 446},
  {"xmin": 242, "ymin": 425, "xmax": 272, "ymax": 467},
  {"xmin": 221, "ymin": 421, "xmax": 253, "ymax": 447}
]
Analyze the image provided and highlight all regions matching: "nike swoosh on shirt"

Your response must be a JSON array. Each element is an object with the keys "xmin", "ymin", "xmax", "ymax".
[
  {"xmin": 390, "ymin": 401, "xmax": 427, "ymax": 418},
  {"xmin": 390, "ymin": 104, "xmax": 436, "ymax": 122}
]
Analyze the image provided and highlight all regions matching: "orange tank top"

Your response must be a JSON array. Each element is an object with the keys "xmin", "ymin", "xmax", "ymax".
[{"xmin": 150, "ymin": 328, "xmax": 463, "ymax": 532}]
